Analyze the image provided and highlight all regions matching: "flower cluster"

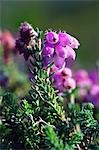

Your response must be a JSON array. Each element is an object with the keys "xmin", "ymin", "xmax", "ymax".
[
  {"xmin": 42, "ymin": 31, "xmax": 79, "ymax": 92},
  {"xmin": 50, "ymin": 65, "xmax": 76, "ymax": 92},
  {"xmin": 74, "ymin": 69, "xmax": 92, "ymax": 98},
  {"xmin": 74, "ymin": 69, "xmax": 99, "ymax": 106},
  {"xmin": 42, "ymin": 31, "xmax": 80, "ymax": 69},
  {"xmin": 16, "ymin": 22, "xmax": 38, "ymax": 60}
]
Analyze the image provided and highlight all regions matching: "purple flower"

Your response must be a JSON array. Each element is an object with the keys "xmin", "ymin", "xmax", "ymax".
[
  {"xmin": 53, "ymin": 45, "xmax": 76, "ymax": 70},
  {"xmin": 89, "ymin": 85, "xmax": 99, "ymax": 106},
  {"xmin": 42, "ymin": 30, "xmax": 80, "ymax": 69},
  {"xmin": 61, "ymin": 67, "xmax": 72, "ymax": 77},
  {"xmin": 42, "ymin": 44, "xmax": 54, "ymax": 56},
  {"xmin": 74, "ymin": 69, "xmax": 89, "ymax": 82},
  {"xmin": 69, "ymin": 36, "xmax": 80, "ymax": 49},
  {"xmin": 63, "ymin": 77, "xmax": 76, "ymax": 90},
  {"xmin": 46, "ymin": 31, "xmax": 59, "ymax": 44},
  {"xmin": 74, "ymin": 69, "xmax": 99, "ymax": 106},
  {"xmin": 50, "ymin": 64, "xmax": 65, "ymax": 74},
  {"xmin": 74, "ymin": 69, "xmax": 92, "ymax": 99},
  {"xmin": 50, "ymin": 66, "xmax": 76, "ymax": 92},
  {"xmin": 55, "ymin": 44, "xmax": 68, "ymax": 58},
  {"xmin": 54, "ymin": 55, "xmax": 65, "ymax": 69},
  {"xmin": 65, "ymin": 57, "xmax": 75, "ymax": 68},
  {"xmin": 16, "ymin": 22, "xmax": 38, "ymax": 60},
  {"xmin": 20, "ymin": 22, "xmax": 38, "ymax": 45},
  {"xmin": 90, "ymin": 85, "xmax": 99, "ymax": 96},
  {"xmin": 52, "ymin": 72, "xmax": 64, "ymax": 91},
  {"xmin": 59, "ymin": 32, "xmax": 70, "ymax": 46},
  {"xmin": 66, "ymin": 45, "xmax": 76, "ymax": 60},
  {"xmin": 74, "ymin": 69, "xmax": 92, "ymax": 88},
  {"xmin": 59, "ymin": 32, "xmax": 80, "ymax": 49}
]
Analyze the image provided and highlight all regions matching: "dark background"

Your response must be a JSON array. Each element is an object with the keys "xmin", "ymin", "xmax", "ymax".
[{"xmin": 1, "ymin": 0, "xmax": 99, "ymax": 68}]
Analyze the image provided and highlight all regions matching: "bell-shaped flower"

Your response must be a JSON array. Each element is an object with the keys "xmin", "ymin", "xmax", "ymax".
[{"xmin": 46, "ymin": 31, "xmax": 59, "ymax": 45}]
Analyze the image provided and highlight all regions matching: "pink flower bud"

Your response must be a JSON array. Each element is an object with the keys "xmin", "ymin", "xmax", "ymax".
[
  {"xmin": 63, "ymin": 78, "xmax": 76, "ymax": 90},
  {"xmin": 46, "ymin": 31, "xmax": 59, "ymax": 44},
  {"xmin": 61, "ymin": 68, "xmax": 72, "ymax": 78}
]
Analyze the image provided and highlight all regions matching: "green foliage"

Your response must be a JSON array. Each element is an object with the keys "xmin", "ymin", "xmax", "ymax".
[
  {"xmin": 45, "ymin": 126, "xmax": 66, "ymax": 150},
  {"xmin": 1, "ymin": 70, "xmax": 99, "ymax": 149},
  {"xmin": 1, "ymin": 89, "xmax": 99, "ymax": 149},
  {"xmin": 45, "ymin": 126, "xmax": 84, "ymax": 150},
  {"xmin": 67, "ymin": 103, "xmax": 99, "ymax": 149}
]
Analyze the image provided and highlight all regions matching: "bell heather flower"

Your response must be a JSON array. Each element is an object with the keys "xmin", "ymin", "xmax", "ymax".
[
  {"xmin": 61, "ymin": 67, "xmax": 72, "ymax": 77},
  {"xmin": 55, "ymin": 44, "xmax": 68, "ymax": 58},
  {"xmin": 42, "ymin": 31, "xmax": 80, "ymax": 69},
  {"xmin": 54, "ymin": 55, "xmax": 65, "ymax": 69},
  {"xmin": 42, "ymin": 44, "xmax": 54, "ymax": 56},
  {"xmin": 58, "ymin": 32, "xmax": 70, "ymax": 46},
  {"xmin": 59, "ymin": 32, "xmax": 80, "ymax": 49},
  {"xmin": 74, "ymin": 69, "xmax": 92, "ymax": 88},
  {"xmin": 46, "ymin": 31, "xmax": 59, "ymax": 44},
  {"xmin": 52, "ymin": 72, "xmax": 64, "ymax": 91},
  {"xmin": 16, "ymin": 22, "xmax": 38, "ymax": 60},
  {"xmin": 51, "ymin": 66, "xmax": 76, "ymax": 92},
  {"xmin": 74, "ymin": 69, "xmax": 92, "ymax": 99},
  {"xmin": 63, "ymin": 77, "xmax": 76, "ymax": 90},
  {"xmin": 66, "ymin": 45, "xmax": 76, "ymax": 60},
  {"xmin": 70, "ymin": 36, "xmax": 80, "ymax": 49}
]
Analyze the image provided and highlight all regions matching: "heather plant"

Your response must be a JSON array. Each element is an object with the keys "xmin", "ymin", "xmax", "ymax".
[{"xmin": 0, "ymin": 22, "xmax": 99, "ymax": 150}]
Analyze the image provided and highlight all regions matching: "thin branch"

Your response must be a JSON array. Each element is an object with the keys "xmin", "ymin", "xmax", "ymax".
[{"xmin": 33, "ymin": 117, "xmax": 56, "ymax": 129}]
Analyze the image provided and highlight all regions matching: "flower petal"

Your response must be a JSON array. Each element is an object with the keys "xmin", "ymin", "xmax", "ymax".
[
  {"xmin": 42, "ymin": 45, "xmax": 54, "ymax": 56},
  {"xmin": 55, "ymin": 44, "xmax": 67, "ymax": 58},
  {"xmin": 46, "ymin": 31, "xmax": 59, "ymax": 44},
  {"xmin": 66, "ymin": 45, "xmax": 76, "ymax": 60},
  {"xmin": 54, "ymin": 55, "xmax": 65, "ymax": 69}
]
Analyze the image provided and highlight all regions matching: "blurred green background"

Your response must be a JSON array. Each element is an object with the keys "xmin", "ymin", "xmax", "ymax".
[{"xmin": 1, "ymin": 0, "xmax": 99, "ymax": 68}]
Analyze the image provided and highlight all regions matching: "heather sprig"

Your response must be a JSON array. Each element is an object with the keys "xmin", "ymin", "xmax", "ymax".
[{"xmin": 0, "ymin": 22, "xmax": 99, "ymax": 150}]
